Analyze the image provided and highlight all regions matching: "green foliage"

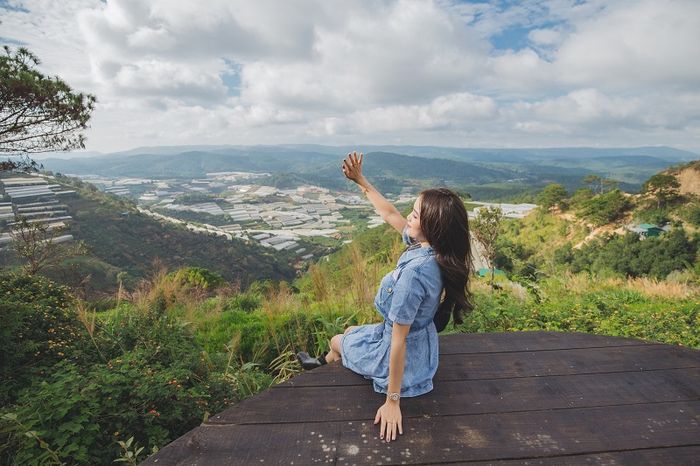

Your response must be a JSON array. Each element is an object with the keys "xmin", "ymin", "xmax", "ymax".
[
  {"xmin": 494, "ymin": 236, "xmax": 537, "ymax": 279},
  {"xmin": 568, "ymin": 187, "xmax": 594, "ymax": 210},
  {"xmin": 114, "ymin": 436, "xmax": 149, "ymax": 465},
  {"xmin": 1, "ymin": 276, "xmax": 237, "ymax": 465},
  {"xmin": 453, "ymin": 276, "xmax": 699, "ymax": 348},
  {"xmin": 471, "ymin": 206, "xmax": 504, "ymax": 286},
  {"xmin": 536, "ymin": 183, "xmax": 568, "ymax": 210},
  {"xmin": 634, "ymin": 207, "xmax": 671, "ymax": 225},
  {"xmin": 458, "ymin": 182, "xmax": 538, "ymax": 203},
  {"xmin": 9, "ymin": 217, "xmax": 87, "ymax": 276},
  {"xmin": 197, "ymin": 309, "xmax": 266, "ymax": 357},
  {"xmin": 4, "ymin": 349, "xmax": 235, "ymax": 466},
  {"xmin": 258, "ymin": 172, "xmax": 309, "ymax": 189},
  {"xmin": 495, "ymin": 210, "xmax": 588, "ymax": 280},
  {"xmin": 642, "ymin": 172, "xmax": 681, "ymax": 209},
  {"xmin": 576, "ymin": 189, "xmax": 632, "ymax": 226},
  {"xmin": 151, "ymin": 206, "xmax": 233, "ymax": 227},
  {"xmin": 170, "ymin": 267, "xmax": 224, "ymax": 290},
  {"xmin": 565, "ymin": 230, "xmax": 698, "ymax": 278},
  {"xmin": 0, "ymin": 272, "xmax": 84, "ymax": 405},
  {"xmin": 553, "ymin": 242, "xmax": 574, "ymax": 265},
  {"xmin": 0, "ymin": 46, "xmax": 95, "ymax": 153},
  {"xmin": 174, "ymin": 192, "xmax": 214, "ymax": 204},
  {"xmin": 682, "ymin": 203, "xmax": 700, "ymax": 226}
]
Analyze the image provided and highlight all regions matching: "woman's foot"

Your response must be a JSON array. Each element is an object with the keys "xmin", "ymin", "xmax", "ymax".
[{"xmin": 296, "ymin": 351, "xmax": 328, "ymax": 370}]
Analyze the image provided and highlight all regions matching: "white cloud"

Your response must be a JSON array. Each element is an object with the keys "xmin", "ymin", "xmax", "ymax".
[
  {"xmin": 0, "ymin": 0, "xmax": 698, "ymax": 152},
  {"xmin": 528, "ymin": 28, "xmax": 562, "ymax": 46},
  {"xmin": 553, "ymin": 0, "xmax": 700, "ymax": 89},
  {"xmin": 326, "ymin": 92, "xmax": 498, "ymax": 134}
]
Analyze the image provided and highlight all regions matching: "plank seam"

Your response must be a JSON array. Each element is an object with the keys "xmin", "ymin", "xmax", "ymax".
[
  {"xmin": 439, "ymin": 342, "xmax": 666, "ymax": 355},
  {"xmin": 401, "ymin": 442, "xmax": 700, "ymax": 465},
  {"xmin": 273, "ymin": 364, "xmax": 700, "ymax": 388},
  {"xmin": 204, "ymin": 397, "xmax": 700, "ymax": 426}
]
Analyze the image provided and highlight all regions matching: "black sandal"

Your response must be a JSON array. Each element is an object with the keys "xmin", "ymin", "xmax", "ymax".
[{"xmin": 296, "ymin": 351, "xmax": 328, "ymax": 370}]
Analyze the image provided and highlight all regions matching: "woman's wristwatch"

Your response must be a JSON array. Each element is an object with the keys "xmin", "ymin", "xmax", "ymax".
[{"xmin": 387, "ymin": 392, "xmax": 400, "ymax": 402}]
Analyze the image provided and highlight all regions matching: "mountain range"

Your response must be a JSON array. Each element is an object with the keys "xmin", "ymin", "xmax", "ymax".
[{"xmin": 39, "ymin": 145, "xmax": 698, "ymax": 196}]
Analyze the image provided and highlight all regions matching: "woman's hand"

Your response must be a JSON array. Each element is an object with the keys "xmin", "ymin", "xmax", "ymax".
[
  {"xmin": 374, "ymin": 401, "xmax": 403, "ymax": 442},
  {"xmin": 341, "ymin": 151, "xmax": 364, "ymax": 184}
]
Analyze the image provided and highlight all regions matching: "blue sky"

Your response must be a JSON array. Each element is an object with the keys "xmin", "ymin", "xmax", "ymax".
[{"xmin": 1, "ymin": 0, "xmax": 698, "ymax": 153}]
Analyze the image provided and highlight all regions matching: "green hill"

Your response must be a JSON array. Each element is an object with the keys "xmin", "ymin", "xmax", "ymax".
[{"xmin": 0, "ymin": 175, "xmax": 296, "ymax": 296}]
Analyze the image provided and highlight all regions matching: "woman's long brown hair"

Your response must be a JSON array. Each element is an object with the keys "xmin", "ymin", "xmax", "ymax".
[{"xmin": 418, "ymin": 188, "xmax": 473, "ymax": 332}]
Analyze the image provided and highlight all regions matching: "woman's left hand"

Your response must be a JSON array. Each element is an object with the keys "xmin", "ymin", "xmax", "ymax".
[{"xmin": 374, "ymin": 401, "xmax": 403, "ymax": 442}]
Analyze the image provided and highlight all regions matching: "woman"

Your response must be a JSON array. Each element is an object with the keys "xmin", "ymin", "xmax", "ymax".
[{"xmin": 296, "ymin": 151, "xmax": 473, "ymax": 443}]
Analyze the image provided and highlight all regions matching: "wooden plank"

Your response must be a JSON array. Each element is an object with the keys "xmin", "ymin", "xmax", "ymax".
[
  {"xmin": 280, "ymin": 344, "xmax": 700, "ymax": 387},
  {"xmin": 438, "ymin": 331, "xmax": 657, "ymax": 355},
  {"xmin": 208, "ymin": 368, "xmax": 700, "ymax": 425},
  {"xmin": 467, "ymin": 445, "xmax": 700, "ymax": 465},
  {"xmin": 141, "ymin": 421, "xmax": 342, "ymax": 465},
  {"xmin": 434, "ymin": 344, "xmax": 700, "ymax": 381},
  {"xmin": 143, "ymin": 400, "xmax": 700, "ymax": 465},
  {"xmin": 331, "ymin": 400, "xmax": 700, "ymax": 465}
]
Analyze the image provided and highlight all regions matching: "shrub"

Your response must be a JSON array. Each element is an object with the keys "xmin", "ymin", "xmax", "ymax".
[
  {"xmin": 3, "ymin": 349, "xmax": 236, "ymax": 466},
  {"xmin": 536, "ymin": 183, "xmax": 568, "ymax": 210},
  {"xmin": 0, "ymin": 272, "xmax": 84, "ymax": 404},
  {"xmin": 453, "ymin": 275, "xmax": 699, "ymax": 349},
  {"xmin": 634, "ymin": 207, "xmax": 671, "ymax": 225},
  {"xmin": 170, "ymin": 267, "xmax": 224, "ymax": 290},
  {"xmin": 570, "ymin": 230, "xmax": 698, "ymax": 278},
  {"xmin": 577, "ymin": 189, "xmax": 631, "ymax": 226},
  {"xmin": 683, "ymin": 203, "xmax": 700, "ymax": 226}
]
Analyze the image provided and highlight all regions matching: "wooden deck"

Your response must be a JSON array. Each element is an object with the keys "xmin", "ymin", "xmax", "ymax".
[{"xmin": 142, "ymin": 331, "xmax": 700, "ymax": 465}]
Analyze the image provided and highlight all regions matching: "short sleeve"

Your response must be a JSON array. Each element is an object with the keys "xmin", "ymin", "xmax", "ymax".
[
  {"xmin": 388, "ymin": 266, "xmax": 427, "ymax": 326},
  {"xmin": 402, "ymin": 224, "xmax": 415, "ymax": 246}
]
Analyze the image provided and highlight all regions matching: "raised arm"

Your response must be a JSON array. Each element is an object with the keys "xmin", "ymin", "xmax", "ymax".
[{"xmin": 342, "ymin": 151, "xmax": 407, "ymax": 234}]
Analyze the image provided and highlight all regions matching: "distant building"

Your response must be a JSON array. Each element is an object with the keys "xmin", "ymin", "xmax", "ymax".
[
  {"xmin": 627, "ymin": 223, "xmax": 666, "ymax": 238},
  {"xmin": 477, "ymin": 268, "xmax": 506, "ymax": 277}
]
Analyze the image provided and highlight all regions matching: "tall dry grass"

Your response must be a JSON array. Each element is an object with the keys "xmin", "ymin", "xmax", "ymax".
[
  {"xmin": 268, "ymin": 347, "xmax": 302, "ymax": 384},
  {"xmin": 349, "ymin": 242, "xmax": 377, "ymax": 308},
  {"xmin": 309, "ymin": 263, "xmax": 329, "ymax": 301},
  {"xmin": 124, "ymin": 263, "xmax": 233, "ymax": 323},
  {"xmin": 259, "ymin": 282, "xmax": 309, "ymax": 355},
  {"xmin": 544, "ymin": 270, "xmax": 700, "ymax": 300},
  {"xmin": 75, "ymin": 299, "xmax": 106, "ymax": 362},
  {"xmin": 618, "ymin": 276, "xmax": 700, "ymax": 299}
]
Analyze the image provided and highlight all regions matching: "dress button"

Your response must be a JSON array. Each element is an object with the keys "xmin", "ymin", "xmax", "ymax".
[{"xmin": 387, "ymin": 287, "xmax": 393, "ymax": 293}]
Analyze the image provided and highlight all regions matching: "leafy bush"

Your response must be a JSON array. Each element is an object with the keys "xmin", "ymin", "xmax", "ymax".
[
  {"xmin": 170, "ymin": 267, "xmax": 224, "ymax": 290},
  {"xmin": 4, "ymin": 349, "xmax": 236, "ymax": 466},
  {"xmin": 225, "ymin": 292, "xmax": 261, "ymax": 313},
  {"xmin": 0, "ymin": 272, "xmax": 84, "ymax": 404},
  {"xmin": 196, "ymin": 309, "xmax": 267, "ymax": 356},
  {"xmin": 536, "ymin": 183, "xmax": 568, "ymax": 210},
  {"xmin": 634, "ymin": 207, "xmax": 671, "ymax": 225},
  {"xmin": 577, "ymin": 189, "xmax": 632, "ymax": 226},
  {"xmin": 569, "ymin": 230, "xmax": 698, "ymax": 278},
  {"xmin": 1, "ymin": 280, "xmax": 238, "ymax": 466},
  {"xmin": 683, "ymin": 203, "xmax": 700, "ymax": 226},
  {"xmin": 553, "ymin": 242, "xmax": 574, "ymax": 265},
  {"xmin": 452, "ymin": 276, "xmax": 699, "ymax": 349}
]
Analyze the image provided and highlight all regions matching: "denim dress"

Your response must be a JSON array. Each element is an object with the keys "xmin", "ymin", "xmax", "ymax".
[{"xmin": 341, "ymin": 226, "xmax": 443, "ymax": 397}]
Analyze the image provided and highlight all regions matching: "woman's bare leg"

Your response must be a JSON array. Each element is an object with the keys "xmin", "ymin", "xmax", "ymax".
[
  {"xmin": 325, "ymin": 334, "xmax": 342, "ymax": 363},
  {"xmin": 325, "ymin": 325, "xmax": 360, "ymax": 363}
]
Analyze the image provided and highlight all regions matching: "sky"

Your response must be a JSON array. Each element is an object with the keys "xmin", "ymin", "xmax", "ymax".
[{"xmin": 1, "ymin": 0, "xmax": 699, "ymax": 154}]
